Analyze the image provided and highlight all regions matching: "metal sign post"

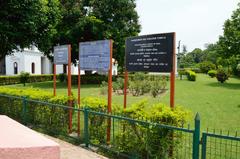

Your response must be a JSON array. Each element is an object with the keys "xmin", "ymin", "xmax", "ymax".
[
  {"xmin": 53, "ymin": 44, "xmax": 72, "ymax": 132},
  {"xmin": 67, "ymin": 45, "xmax": 72, "ymax": 133},
  {"xmin": 107, "ymin": 40, "xmax": 113, "ymax": 144},
  {"xmin": 79, "ymin": 40, "xmax": 112, "ymax": 142}
]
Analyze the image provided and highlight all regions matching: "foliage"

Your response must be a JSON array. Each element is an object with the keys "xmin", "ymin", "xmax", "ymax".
[
  {"xmin": 40, "ymin": 0, "xmax": 140, "ymax": 66},
  {"xmin": 19, "ymin": 72, "xmax": 30, "ymax": 86},
  {"xmin": 186, "ymin": 70, "xmax": 196, "ymax": 81},
  {"xmin": 150, "ymin": 77, "xmax": 167, "ymax": 98},
  {"xmin": 58, "ymin": 73, "xmax": 67, "ymax": 82},
  {"xmin": 199, "ymin": 61, "xmax": 216, "ymax": 73},
  {"xmin": 100, "ymin": 81, "xmax": 108, "ymax": 95},
  {"xmin": 208, "ymin": 70, "xmax": 217, "ymax": 78},
  {"xmin": 178, "ymin": 69, "xmax": 187, "ymax": 80},
  {"xmin": 0, "ymin": 74, "xmax": 53, "ymax": 85},
  {"xmin": 112, "ymin": 77, "xmax": 124, "ymax": 94},
  {"xmin": 0, "ymin": 0, "xmax": 61, "ymax": 58},
  {"xmin": 218, "ymin": 3, "xmax": 240, "ymax": 58},
  {"xmin": 216, "ymin": 68, "xmax": 229, "ymax": 83},
  {"xmin": 114, "ymin": 101, "xmax": 189, "ymax": 158},
  {"xmin": 0, "ymin": 87, "xmax": 70, "ymax": 135},
  {"xmin": 129, "ymin": 73, "xmax": 167, "ymax": 97}
]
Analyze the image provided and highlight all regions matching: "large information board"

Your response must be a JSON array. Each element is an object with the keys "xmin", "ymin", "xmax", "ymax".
[
  {"xmin": 79, "ymin": 40, "xmax": 110, "ymax": 72},
  {"xmin": 125, "ymin": 33, "xmax": 174, "ymax": 72},
  {"xmin": 54, "ymin": 45, "xmax": 69, "ymax": 64}
]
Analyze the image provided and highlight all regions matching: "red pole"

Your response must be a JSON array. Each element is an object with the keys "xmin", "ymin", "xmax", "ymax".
[
  {"xmin": 77, "ymin": 63, "xmax": 81, "ymax": 136},
  {"xmin": 68, "ymin": 45, "xmax": 72, "ymax": 133},
  {"xmin": 53, "ymin": 64, "xmax": 56, "ymax": 96},
  {"xmin": 123, "ymin": 70, "xmax": 128, "ymax": 110},
  {"xmin": 107, "ymin": 40, "xmax": 113, "ymax": 144},
  {"xmin": 170, "ymin": 33, "xmax": 176, "ymax": 109}
]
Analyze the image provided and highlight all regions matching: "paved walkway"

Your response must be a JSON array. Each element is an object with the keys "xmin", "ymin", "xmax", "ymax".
[{"xmin": 44, "ymin": 135, "xmax": 108, "ymax": 159}]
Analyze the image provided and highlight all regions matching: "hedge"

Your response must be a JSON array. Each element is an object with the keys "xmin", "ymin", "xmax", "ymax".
[
  {"xmin": 0, "ymin": 86, "xmax": 189, "ymax": 158},
  {"xmin": 0, "ymin": 74, "xmax": 118, "ymax": 86},
  {"xmin": 0, "ymin": 74, "xmax": 53, "ymax": 85}
]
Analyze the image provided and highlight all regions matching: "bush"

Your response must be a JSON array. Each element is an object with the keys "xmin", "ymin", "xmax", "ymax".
[
  {"xmin": 112, "ymin": 78, "xmax": 125, "ymax": 94},
  {"xmin": 208, "ymin": 70, "xmax": 217, "ymax": 78},
  {"xmin": 19, "ymin": 72, "xmax": 30, "ymax": 86},
  {"xmin": 58, "ymin": 73, "xmax": 67, "ymax": 82},
  {"xmin": 114, "ymin": 100, "xmax": 189, "ymax": 158},
  {"xmin": 199, "ymin": 61, "xmax": 216, "ymax": 73},
  {"xmin": 129, "ymin": 73, "xmax": 167, "ymax": 96},
  {"xmin": 186, "ymin": 70, "xmax": 196, "ymax": 81},
  {"xmin": 150, "ymin": 76, "xmax": 167, "ymax": 98},
  {"xmin": 178, "ymin": 69, "xmax": 187, "ymax": 80},
  {"xmin": 0, "ymin": 87, "xmax": 70, "ymax": 135},
  {"xmin": 191, "ymin": 68, "xmax": 201, "ymax": 73},
  {"xmin": 0, "ymin": 74, "xmax": 53, "ymax": 85},
  {"xmin": 216, "ymin": 68, "xmax": 229, "ymax": 83},
  {"xmin": 100, "ymin": 81, "xmax": 108, "ymax": 95}
]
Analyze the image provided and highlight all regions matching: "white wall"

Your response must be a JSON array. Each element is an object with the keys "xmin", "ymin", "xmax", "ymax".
[
  {"xmin": 23, "ymin": 51, "xmax": 42, "ymax": 75},
  {"xmin": 5, "ymin": 48, "xmax": 52, "ymax": 76},
  {"xmin": 5, "ymin": 52, "xmax": 25, "ymax": 75}
]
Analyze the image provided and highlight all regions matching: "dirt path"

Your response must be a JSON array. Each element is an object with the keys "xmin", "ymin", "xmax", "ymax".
[{"xmin": 44, "ymin": 135, "xmax": 108, "ymax": 159}]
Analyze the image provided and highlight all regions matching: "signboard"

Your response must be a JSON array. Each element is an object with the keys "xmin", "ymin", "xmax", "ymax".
[
  {"xmin": 79, "ymin": 40, "xmax": 110, "ymax": 72},
  {"xmin": 125, "ymin": 33, "xmax": 174, "ymax": 72},
  {"xmin": 54, "ymin": 45, "xmax": 69, "ymax": 64}
]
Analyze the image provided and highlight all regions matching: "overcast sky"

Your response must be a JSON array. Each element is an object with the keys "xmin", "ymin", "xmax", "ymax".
[{"xmin": 136, "ymin": 0, "xmax": 239, "ymax": 52}]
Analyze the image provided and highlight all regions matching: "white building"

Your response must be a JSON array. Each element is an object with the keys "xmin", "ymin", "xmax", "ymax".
[{"xmin": 0, "ymin": 46, "xmax": 118, "ymax": 76}]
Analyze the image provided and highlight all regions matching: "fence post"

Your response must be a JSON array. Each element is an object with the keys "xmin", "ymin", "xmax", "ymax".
[
  {"xmin": 84, "ymin": 108, "xmax": 89, "ymax": 148},
  {"xmin": 22, "ymin": 96, "xmax": 27, "ymax": 124},
  {"xmin": 201, "ymin": 133, "xmax": 207, "ymax": 159},
  {"xmin": 193, "ymin": 113, "xmax": 200, "ymax": 159}
]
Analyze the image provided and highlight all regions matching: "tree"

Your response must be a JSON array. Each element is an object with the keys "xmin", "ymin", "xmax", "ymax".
[
  {"xmin": 49, "ymin": 0, "xmax": 141, "ymax": 66},
  {"xmin": 0, "ymin": 0, "xmax": 61, "ymax": 59},
  {"xmin": 218, "ymin": 3, "xmax": 240, "ymax": 58}
]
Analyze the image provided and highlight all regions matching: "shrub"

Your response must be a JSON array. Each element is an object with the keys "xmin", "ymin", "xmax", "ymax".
[
  {"xmin": 208, "ymin": 70, "xmax": 217, "ymax": 78},
  {"xmin": 112, "ymin": 78, "xmax": 125, "ymax": 94},
  {"xmin": 191, "ymin": 68, "xmax": 201, "ymax": 73},
  {"xmin": 178, "ymin": 69, "xmax": 186, "ymax": 80},
  {"xmin": 19, "ymin": 72, "xmax": 30, "ymax": 86},
  {"xmin": 0, "ymin": 74, "xmax": 53, "ymax": 85},
  {"xmin": 199, "ymin": 61, "xmax": 216, "ymax": 73},
  {"xmin": 0, "ymin": 87, "xmax": 70, "ymax": 135},
  {"xmin": 58, "ymin": 73, "xmax": 67, "ymax": 82},
  {"xmin": 216, "ymin": 68, "xmax": 229, "ymax": 83},
  {"xmin": 150, "ymin": 76, "xmax": 167, "ymax": 98},
  {"xmin": 115, "ymin": 100, "xmax": 189, "ymax": 158},
  {"xmin": 129, "ymin": 73, "xmax": 167, "ymax": 96},
  {"xmin": 100, "ymin": 81, "xmax": 108, "ymax": 95},
  {"xmin": 186, "ymin": 70, "xmax": 196, "ymax": 81}
]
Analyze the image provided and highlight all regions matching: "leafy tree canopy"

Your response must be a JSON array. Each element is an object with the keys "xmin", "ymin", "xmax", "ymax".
[
  {"xmin": 218, "ymin": 3, "xmax": 240, "ymax": 58},
  {"xmin": 40, "ymin": 0, "xmax": 141, "ymax": 66},
  {"xmin": 0, "ymin": 0, "xmax": 61, "ymax": 59}
]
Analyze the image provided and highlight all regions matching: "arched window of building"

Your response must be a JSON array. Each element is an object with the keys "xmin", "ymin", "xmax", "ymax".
[
  {"xmin": 31, "ymin": 62, "xmax": 35, "ymax": 74},
  {"xmin": 14, "ymin": 62, "xmax": 18, "ymax": 74}
]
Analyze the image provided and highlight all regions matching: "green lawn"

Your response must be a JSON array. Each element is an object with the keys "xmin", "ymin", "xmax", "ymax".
[{"xmin": 5, "ymin": 74, "xmax": 240, "ymax": 132}]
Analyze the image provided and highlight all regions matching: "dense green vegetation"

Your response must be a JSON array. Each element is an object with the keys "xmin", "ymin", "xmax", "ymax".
[
  {"xmin": 0, "ymin": 0, "xmax": 140, "ymax": 66},
  {"xmin": 3, "ymin": 74, "xmax": 240, "ymax": 132}
]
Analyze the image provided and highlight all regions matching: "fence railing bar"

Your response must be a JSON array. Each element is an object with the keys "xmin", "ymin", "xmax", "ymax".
[
  {"xmin": 203, "ymin": 132, "xmax": 240, "ymax": 141},
  {"xmin": 88, "ymin": 110, "xmax": 195, "ymax": 133}
]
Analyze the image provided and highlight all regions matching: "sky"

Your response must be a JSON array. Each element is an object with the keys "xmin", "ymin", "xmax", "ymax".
[{"xmin": 136, "ymin": 0, "xmax": 239, "ymax": 52}]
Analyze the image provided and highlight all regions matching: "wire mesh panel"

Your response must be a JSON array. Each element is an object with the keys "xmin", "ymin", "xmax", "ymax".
[
  {"xmin": 202, "ymin": 132, "xmax": 240, "ymax": 159},
  {"xmin": 0, "ymin": 94, "xmax": 23, "ymax": 122},
  {"xmin": 87, "ymin": 110, "xmax": 194, "ymax": 159}
]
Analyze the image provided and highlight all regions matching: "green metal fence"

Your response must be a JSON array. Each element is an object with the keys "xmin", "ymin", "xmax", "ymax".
[{"xmin": 0, "ymin": 94, "xmax": 239, "ymax": 159}]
